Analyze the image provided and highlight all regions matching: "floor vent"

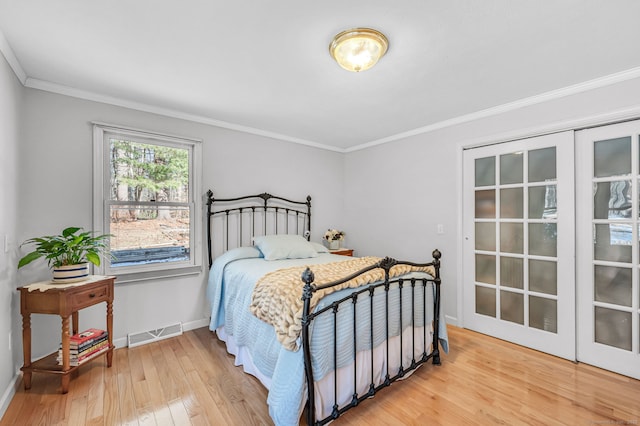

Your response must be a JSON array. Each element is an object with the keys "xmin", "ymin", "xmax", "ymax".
[{"xmin": 127, "ymin": 322, "xmax": 183, "ymax": 348}]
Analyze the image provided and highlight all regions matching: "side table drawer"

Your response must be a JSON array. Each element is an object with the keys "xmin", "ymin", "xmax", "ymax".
[
  {"xmin": 71, "ymin": 285, "xmax": 108, "ymax": 310},
  {"xmin": 329, "ymin": 248, "xmax": 354, "ymax": 256}
]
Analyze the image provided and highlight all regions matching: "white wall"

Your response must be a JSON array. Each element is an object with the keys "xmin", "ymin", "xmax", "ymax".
[
  {"xmin": 0, "ymin": 50, "xmax": 23, "ymax": 416},
  {"xmin": 345, "ymin": 76, "xmax": 640, "ymax": 326},
  {"xmin": 13, "ymin": 89, "xmax": 345, "ymax": 373}
]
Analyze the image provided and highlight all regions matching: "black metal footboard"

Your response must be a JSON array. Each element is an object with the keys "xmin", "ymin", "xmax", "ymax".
[{"xmin": 300, "ymin": 249, "xmax": 442, "ymax": 426}]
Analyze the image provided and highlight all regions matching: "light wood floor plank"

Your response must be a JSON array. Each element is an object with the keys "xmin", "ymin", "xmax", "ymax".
[
  {"xmin": 0, "ymin": 391, "xmax": 24, "ymax": 426},
  {"xmin": 116, "ymin": 351, "xmax": 138, "ymax": 425},
  {"xmin": 137, "ymin": 406, "xmax": 157, "ymax": 425},
  {"xmin": 66, "ymin": 395, "xmax": 87, "ymax": 425},
  {"xmin": 167, "ymin": 398, "xmax": 192, "ymax": 425},
  {"xmin": 185, "ymin": 330, "xmax": 263, "ymax": 425},
  {"xmin": 85, "ymin": 363, "xmax": 106, "ymax": 425},
  {"xmin": 103, "ymin": 356, "xmax": 122, "ymax": 425},
  {"xmin": 2, "ymin": 325, "xmax": 639, "ymax": 425},
  {"xmin": 158, "ymin": 339, "xmax": 190, "ymax": 402}
]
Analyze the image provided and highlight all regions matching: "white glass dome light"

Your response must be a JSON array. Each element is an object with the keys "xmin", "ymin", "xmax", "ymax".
[{"xmin": 329, "ymin": 28, "xmax": 389, "ymax": 72}]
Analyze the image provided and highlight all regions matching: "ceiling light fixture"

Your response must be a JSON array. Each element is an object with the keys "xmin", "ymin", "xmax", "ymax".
[{"xmin": 329, "ymin": 28, "xmax": 389, "ymax": 72}]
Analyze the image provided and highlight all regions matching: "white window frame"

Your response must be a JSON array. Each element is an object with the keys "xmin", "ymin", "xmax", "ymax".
[{"xmin": 92, "ymin": 122, "xmax": 203, "ymax": 283}]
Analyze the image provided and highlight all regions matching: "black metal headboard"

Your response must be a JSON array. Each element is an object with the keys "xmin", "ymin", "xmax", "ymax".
[{"xmin": 206, "ymin": 189, "xmax": 312, "ymax": 267}]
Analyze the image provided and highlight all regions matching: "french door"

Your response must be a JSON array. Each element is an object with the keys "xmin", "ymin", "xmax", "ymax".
[
  {"xmin": 462, "ymin": 131, "xmax": 576, "ymax": 360},
  {"xmin": 576, "ymin": 120, "xmax": 640, "ymax": 379}
]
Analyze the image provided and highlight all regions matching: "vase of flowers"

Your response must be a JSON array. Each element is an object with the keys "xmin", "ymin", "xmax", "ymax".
[{"xmin": 324, "ymin": 229, "xmax": 345, "ymax": 250}]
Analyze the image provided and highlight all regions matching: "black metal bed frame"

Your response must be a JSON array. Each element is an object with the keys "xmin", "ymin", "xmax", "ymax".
[
  {"xmin": 206, "ymin": 190, "xmax": 442, "ymax": 426},
  {"xmin": 300, "ymin": 252, "xmax": 442, "ymax": 425},
  {"xmin": 206, "ymin": 189, "xmax": 312, "ymax": 267}
]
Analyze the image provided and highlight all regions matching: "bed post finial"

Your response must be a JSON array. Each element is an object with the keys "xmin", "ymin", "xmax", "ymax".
[
  {"xmin": 431, "ymin": 249, "xmax": 441, "ymax": 281},
  {"xmin": 301, "ymin": 267, "xmax": 315, "ymax": 301},
  {"xmin": 432, "ymin": 249, "xmax": 441, "ymax": 261}
]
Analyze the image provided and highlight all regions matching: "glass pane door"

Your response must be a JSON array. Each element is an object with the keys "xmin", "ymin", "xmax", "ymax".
[
  {"xmin": 576, "ymin": 120, "xmax": 640, "ymax": 379},
  {"xmin": 463, "ymin": 131, "xmax": 575, "ymax": 360}
]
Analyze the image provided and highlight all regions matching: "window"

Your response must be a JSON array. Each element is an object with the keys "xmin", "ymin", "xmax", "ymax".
[{"xmin": 93, "ymin": 123, "xmax": 202, "ymax": 282}]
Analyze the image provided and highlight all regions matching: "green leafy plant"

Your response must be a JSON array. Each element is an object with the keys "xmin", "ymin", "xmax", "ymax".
[{"xmin": 18, "ymin": 227, "xmax": 112, "ymax": 269}]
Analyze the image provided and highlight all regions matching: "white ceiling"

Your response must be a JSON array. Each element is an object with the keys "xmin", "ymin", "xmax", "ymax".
[{"xmin": 1, "ymin": 1, "xmax": 640, "ymax": 151}]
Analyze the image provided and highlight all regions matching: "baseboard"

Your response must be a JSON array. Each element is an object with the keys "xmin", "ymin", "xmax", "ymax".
[
  {"xmin": 0, "ymin": 369, "xmax": 22, "ymax": 422},
  {"xmin": 112, "ymin": 317, "xmax": 210, "ymax": 349},
  {"xmin": 445, "ymin": 314, "xmax": 458, "ymax": 327},
  {"xmin": 182, "ymin": 317, "xmax": 210, "ymax": 331},
  {"xmin": 113, "ymin": 336, "xmax": 128, "ymax": 348}
]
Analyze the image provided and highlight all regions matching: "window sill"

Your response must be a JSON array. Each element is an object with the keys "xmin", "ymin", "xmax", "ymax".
[{"xmin": 112, "ymin": 265, "xmax": 202, "ymax": 284}]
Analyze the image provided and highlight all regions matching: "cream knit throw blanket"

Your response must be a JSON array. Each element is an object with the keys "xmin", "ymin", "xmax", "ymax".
[{"xmin": 249, "ymin": 256, "xmax": 436, "ymax": 351}]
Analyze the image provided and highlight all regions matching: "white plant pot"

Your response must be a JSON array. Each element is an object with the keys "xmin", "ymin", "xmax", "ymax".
[
  {"xmin": 52, "ymin": 263, "xmax": 90, "ymax": 284},
  {"xmin": 328, "ymin": 240, "xmax": 340, "ymax": 250}
]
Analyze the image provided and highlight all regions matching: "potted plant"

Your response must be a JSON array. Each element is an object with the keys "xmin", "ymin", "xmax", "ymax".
[
  {"xmin": 18, "ymin": 227, "xmax": 112, "ymax": 283},
  {"xmin": 323, "ymin": 228, "xmax": 345, "ymax": 250}
]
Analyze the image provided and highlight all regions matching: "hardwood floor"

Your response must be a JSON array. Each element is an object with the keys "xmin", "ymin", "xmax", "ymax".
[{"xmin": 2, "ymin": 325, "xmax": 639, "ymax": 425}]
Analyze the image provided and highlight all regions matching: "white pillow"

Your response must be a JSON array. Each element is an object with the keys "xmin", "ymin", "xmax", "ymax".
[
  {"xmin": 253, "ymin": 234, "xmax": 318, "ymax": 261},
  {"xmin": 310, "ymin": 241, "xmax": 329, "ymax": 253}
]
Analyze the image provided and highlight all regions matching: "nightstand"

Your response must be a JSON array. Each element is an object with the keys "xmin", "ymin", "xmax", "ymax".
[
  {"xmin": 17, "ymin": 275, "xmax": 115, "ymax": 393},
  {"xmin": 329, "ymin": 248, "xmax": 354, "ymax": 256}
]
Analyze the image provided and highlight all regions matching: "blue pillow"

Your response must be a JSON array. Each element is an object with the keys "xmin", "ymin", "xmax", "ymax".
[{"xmin": 253, "ymin": 234, "xmax": 318, "ymax": 261}]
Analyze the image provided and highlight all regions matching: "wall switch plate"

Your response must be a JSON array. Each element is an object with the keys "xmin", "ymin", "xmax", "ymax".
[{"xmin": 437, "ymin": 224, "xmax": 444, "ymax": 234}]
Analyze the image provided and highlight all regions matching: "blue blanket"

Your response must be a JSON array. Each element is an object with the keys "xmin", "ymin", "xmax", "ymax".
[{"xmin": 207, "ymin": 247, "xmax": 448, "ymax": 425}]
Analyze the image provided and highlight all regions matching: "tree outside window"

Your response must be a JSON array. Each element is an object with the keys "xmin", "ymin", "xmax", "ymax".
[{"xmin": 93, "ymin": 124, "xmax": 202, "ymax": 281}]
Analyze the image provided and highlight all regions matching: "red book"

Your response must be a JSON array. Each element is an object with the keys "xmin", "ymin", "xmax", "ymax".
[
  {"xmin": 72, "ymin": 334, "xmax": 108, "ymax": 351},
  {"xmin": 70, "ymin": 328, "xmax": 106, "ymax": 345}
]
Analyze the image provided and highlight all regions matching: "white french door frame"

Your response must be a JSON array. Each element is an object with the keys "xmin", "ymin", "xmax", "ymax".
[
  {"xmin": 461, "ymin": 131, "xmax": 576, "ymax": 361},
  {"xmin": 576, "ymin": 120, "xmax": 640, "ymax": 379},
  {"xmin": 456, "ymin": 106, "xmax": 640, "ymax": 330}
]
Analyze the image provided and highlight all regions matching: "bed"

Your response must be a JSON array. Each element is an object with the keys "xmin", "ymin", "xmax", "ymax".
[{"xmin": 205, "ymin": 189, "xmax": 447, "ymax": 425}]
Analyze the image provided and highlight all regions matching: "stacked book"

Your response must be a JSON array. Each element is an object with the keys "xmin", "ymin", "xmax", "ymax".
[{"xmin": 58, "ymin": 328, "xmax": 109, "ymax": 366}]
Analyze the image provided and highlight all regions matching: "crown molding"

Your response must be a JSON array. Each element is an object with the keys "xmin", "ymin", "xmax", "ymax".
[
  {"xmin": 11, "ymin": 56, "xmax": 640, "ymax": 155},
  {"xmin": 0, "ymin": 29, "xmax": 26, "ymax": 84},
  {"xmin": 345, "ymin": 66, "xmax": 640, "ymax": 152},
  {"xmin": 459, "ymin": 104, "xmax": 640, "ymax": 152},
  {"xmin": 23, "ymin": 77, "xmax": 344, "ymax": 153}
]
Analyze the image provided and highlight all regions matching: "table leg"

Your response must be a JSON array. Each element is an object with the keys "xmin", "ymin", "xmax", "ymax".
[
  {"xmin": 61, "ymin": 374, "xmax": 70, "ymax": 394},
  {"xmin": 106, "ymin": 299, "xmax": 113, "ymax": 367},
  {"xmin": 72, "ymin": 311, "xmax": 79, "ymax": 336},
  {"xmin": 61, "ymin": 315, "xmax": 70, "ymax": 394},
  {"xmin": 70, "ymin": 313, "xmax": 79, "ymax": 379},
  {"xmin": 22, "ymin": 313, "xmax": 32, "ymax": 390}
]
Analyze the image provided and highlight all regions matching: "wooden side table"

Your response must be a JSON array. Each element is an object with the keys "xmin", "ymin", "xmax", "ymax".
[
  {"xmin": 329, "ymin": 248, "xmax": 354, "ymax": 256},
  {"xmin": 17, "ymin": 275, "xmax": 115, "ymax": 393}
]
